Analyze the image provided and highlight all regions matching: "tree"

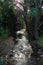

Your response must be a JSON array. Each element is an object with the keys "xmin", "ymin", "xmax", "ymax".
[{"xmin": 23, "ymin": 0, "xmax": 42, "ymax": 41}]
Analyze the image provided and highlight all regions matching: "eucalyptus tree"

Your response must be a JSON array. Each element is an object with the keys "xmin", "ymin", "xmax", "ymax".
[{"xmin": 19, "ymin": 0, "xmax": 42, "ymax": 41}]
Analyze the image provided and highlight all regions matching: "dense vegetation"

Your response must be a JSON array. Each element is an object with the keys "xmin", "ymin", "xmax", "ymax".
[{"xmin": 0, "ymin": 0, "xmax": 43, "ymax": 43}]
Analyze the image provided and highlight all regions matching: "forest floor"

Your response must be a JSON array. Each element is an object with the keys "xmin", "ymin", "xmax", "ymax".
[{"xmin": 0, "ymin": 36, "xmax": 43, "ymax": 65}]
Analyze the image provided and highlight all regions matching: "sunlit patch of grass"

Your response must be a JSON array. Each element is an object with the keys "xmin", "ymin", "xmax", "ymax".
[
  {"xmin": 1, "ymin": 32, "xmax": 9, "ymax": 39},
  {"xmin": 0, "ymin": 28, "xmax": 9, "ymax": 39}
]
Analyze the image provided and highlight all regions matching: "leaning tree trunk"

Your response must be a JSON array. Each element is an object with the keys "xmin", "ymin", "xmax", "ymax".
[{"xmin": 23, "ymin": 0, "xmax": 29, "ymax": 37}]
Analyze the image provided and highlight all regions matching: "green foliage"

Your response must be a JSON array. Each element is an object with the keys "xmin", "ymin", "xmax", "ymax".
[
  {"xmin": 0, "ymin": 0, "xmax": 16, "ymax": 39},
  {"xmin": 28, "ymin": 8, "xmax": 39, "ymax": 17},
  {"xmin": 0, "ymin": 0, "xmax": 9, "ymax": 39},
  {"xmin": 37, "ymin": 37, "xmax": 43, "ymax": 47}
]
